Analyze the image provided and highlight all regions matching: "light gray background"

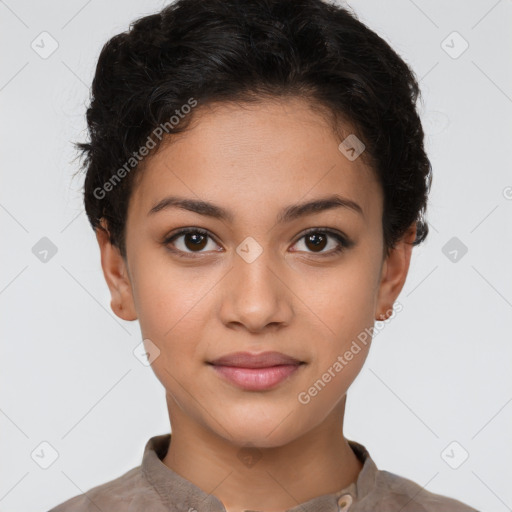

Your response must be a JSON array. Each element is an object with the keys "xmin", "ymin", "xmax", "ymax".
[{"xmin": 1, "ymin": 1, "xmax": 511, "ymax": 511}]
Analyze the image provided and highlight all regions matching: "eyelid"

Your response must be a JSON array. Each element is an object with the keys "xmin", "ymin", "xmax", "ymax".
[
  {"xmin": 294, "ymin": 226, "xmax": 350, "ymax": 243},
  {"xmin": 163, "ymin": 227, "xmax": 224, "ymax": 257},
  {"xmin": 291, "ymin": 227, "xmax": 353, "ymax": 255}
]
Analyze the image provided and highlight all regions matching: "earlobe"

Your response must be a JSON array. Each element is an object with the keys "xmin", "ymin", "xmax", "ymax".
[
  {"xmin": 95, "ymin": 219, "xmax": 138, "ymax": 321},
  {"xmin": 375, "ymin": 223, "xmax": 417, "ymax": 320}
]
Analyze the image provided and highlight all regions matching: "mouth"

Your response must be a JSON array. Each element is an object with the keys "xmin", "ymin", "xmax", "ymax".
[
  {"xmin": 208, "ymin": 350, "xmax": 304, "ymax": 368},
  {"xmin": 207, "ymin": 351, "xmax": 306, "ymax": 391}
]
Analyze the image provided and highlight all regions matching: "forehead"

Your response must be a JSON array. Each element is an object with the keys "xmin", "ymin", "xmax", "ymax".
[{"xmin": 128, "ymin": 97, "xmax": 382, "ymax": 224}]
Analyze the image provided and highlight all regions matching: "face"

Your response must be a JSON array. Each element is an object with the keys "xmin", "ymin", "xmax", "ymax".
[{"xmin": 97, "ymin": 97, "xmax": 415, "ymax": 448}]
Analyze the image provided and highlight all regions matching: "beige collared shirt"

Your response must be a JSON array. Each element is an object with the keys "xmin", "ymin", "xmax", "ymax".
[{"xmin": 48, "ymin": 433, "xmax": 478, "ymax": 512}]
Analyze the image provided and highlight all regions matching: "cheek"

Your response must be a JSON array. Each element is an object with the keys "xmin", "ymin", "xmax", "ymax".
[
  {"xmin": 295, "ymin": 252, "xmax": 379, "ymax": 393},
  {"xmin": 136, "ymin": 289, "xmax": 210, "ymax": 395},
  {"xmin": 129, "ymin": 255, "xmax": 218, "ymax": 381},
  {"xmin": 296, "ymin": 281, "xmax": 374, "ymax": 415},
  {"xmin": 294, "ymin": 252, "xmax": 380, "ymax": 341},
  {"xmin": 131, "ymin": 247, "xmax": 215, "ymax": 336}
]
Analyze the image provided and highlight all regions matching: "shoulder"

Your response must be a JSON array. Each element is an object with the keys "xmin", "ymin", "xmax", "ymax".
[
  {"xmin": 348, "ymin": 440, "xmax": 478, "ymax": 512},
  {"xmin": 364, "ymin": 469, "xmax": 479, "ymax": 512},
  {"xmin": 47, "ymin": 465, "xmax": 165, "ymax": 512}
]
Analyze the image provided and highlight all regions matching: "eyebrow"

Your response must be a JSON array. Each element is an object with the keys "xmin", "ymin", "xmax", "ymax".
[{"xmin": 148, "ymin": 194, "xmax": 364, "ymax": 222}]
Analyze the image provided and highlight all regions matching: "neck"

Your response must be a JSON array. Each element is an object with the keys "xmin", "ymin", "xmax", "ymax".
[{"xmin": 162, "ymin": 394, "xmax": 363, "ymax": 512}]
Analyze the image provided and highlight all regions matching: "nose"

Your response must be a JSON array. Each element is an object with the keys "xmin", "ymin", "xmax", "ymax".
[{"xmin": 219, "ymin": 249, "xmax": 294, "ymax": 334}]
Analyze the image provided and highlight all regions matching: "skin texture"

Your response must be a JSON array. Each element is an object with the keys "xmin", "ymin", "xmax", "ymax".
[{"xmin": 95, "ymin": 97, "xmax": 416, "ymax": 512}]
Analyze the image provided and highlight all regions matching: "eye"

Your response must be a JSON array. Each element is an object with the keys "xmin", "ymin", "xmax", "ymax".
[
  {"xmin": 163, "ymin": 228, "xmax": 222, "ymax": 256},
  {"xmin": 290, "ymin": 228, "xmax": 352, "ymax": 256},
  {"xmin": 163, "ymin": 227, "xmax": 352, "ymax": 259}
]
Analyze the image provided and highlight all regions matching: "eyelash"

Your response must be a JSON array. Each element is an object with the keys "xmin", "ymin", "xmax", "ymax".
[{"xmin": 163, "ymin": 227, "xmax": 353, "ymax": 259}]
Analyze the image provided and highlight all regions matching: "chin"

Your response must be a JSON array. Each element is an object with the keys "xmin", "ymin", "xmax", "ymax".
[{"xmin": 212, "ymin": 412, "xmax": 307, "ymax": 449}]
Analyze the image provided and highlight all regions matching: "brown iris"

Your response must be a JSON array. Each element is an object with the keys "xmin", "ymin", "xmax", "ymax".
[
  {"xmin": 304, "ymin": 232, "xmax": 328, "ymax": 252},
  {"xmin": 184, "ymin": 232, "xmax": 208, "ymax": 251}
]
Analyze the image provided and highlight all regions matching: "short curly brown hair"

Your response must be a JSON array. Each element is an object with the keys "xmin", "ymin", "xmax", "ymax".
[{"xmin": 75, "ymin": 0, "xmax": 432, "ymax": 259}]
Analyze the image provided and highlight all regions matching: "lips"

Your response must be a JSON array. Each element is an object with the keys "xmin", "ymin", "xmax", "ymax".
[
  {"xmin": 208, "ymin": 351, "xmax": 305, "ymax": 391},
  {"xmin": 208, "ymin": 351, "xmax": 303, "ymax": 369}
]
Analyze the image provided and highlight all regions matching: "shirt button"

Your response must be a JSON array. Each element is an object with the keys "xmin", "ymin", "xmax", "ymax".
[{"xmin": 337, "ymin": 493, "xmax": 353, "ymax": 511}]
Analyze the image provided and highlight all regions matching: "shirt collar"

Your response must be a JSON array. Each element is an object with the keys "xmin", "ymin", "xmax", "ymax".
[{"xmin": 142, "ymin": 433, "xmax": 378, "ymax": 512}]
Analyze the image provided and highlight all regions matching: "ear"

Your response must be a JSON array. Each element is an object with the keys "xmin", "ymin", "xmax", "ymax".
[
  {"xmin": 95, "ymin": 218, "xmax": 137, "ymax": 321},
  {"xmin": 375, "ymin": 223, "xmax": 417, "ymax": 320}
]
